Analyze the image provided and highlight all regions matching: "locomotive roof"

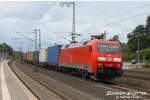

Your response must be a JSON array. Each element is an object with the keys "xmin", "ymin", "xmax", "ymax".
[
  {"xmin": 87, "ymin": 39, "xmax": 120, "ymax": 45},
  {"xmin": 62, "ymin": 39, "xmax": 120, "ymax": 49}
]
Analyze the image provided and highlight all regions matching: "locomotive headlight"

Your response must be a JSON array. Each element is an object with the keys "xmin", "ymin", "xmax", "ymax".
[
  {"xmin": 113, "ymin": 58, "xmax": 121, "ymax": 62},
  {"xmin": 98, "ymin": 57, "xmax": 106, "ymax": 61}
]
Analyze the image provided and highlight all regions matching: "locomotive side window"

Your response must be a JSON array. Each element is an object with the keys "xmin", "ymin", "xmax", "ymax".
[{"xmin": 97, "ymin": 44, "xmax": 120, "ymax": 53}]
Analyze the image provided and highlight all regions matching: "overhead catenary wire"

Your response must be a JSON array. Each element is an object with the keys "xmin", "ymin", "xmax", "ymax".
[
  {"xmin": 19, "ymin": 2, "xmax": 150, "ymax": 49},
  {"xmin": 99, "ymin": 11, "xmax": 150, "ymax": 28},
  {"xmin": 17, "ymin": 1, "xmax": 56, "ymax": 52},
  {"xmin": 16, "ymin": 32, "xmax": 35, "ymax": 42},
  {"xmin": 25, "ymin": 2, "xmax": 150, "ymax": 43},
  {"xmin": 27, "ymin": 1, "xmax": 56, "ymax": 31},
  {"xmin": 54, "ymin": 32, "xmax": 72, "ymax": 42},
  {"xmin": 107, "ymin": 3, "xmax": 150, "ymax": 22},
  {"xmin": 19, "ymin": 1, "xmax": 55, "ymax": 40},
  {"xmin": 80, "ymin": 11, "xmax": 150, "ymax": 42},
  {"xmin": 86, "ymin": 3, "xmax": 150, "ymax": 31},
  {"xmin": 72, "ymin": 3, "xmax": 150, "ymax": 43},
  {"xmin": 25, "ymin": 1, "xmax": 56, "ymax": 50},
  {"xmin": 10, "ymin": 38, "xmax": 23, "ymax": 51},
  {"xmin": 24, "ymin": 1, "xmax": 49, "ymax": 32},
  {"xmin": 14, "ymin": 2, "xmax": 49, "ymax": 52}
]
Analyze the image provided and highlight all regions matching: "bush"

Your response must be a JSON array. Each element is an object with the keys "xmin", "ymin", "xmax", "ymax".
[
  {"xmin": 122, "ymin": 51, "xmax": 136, "ymax": 61},
  {"xmin": 141, "ymin": 47, "xmax": 150, "ymax": 59}
]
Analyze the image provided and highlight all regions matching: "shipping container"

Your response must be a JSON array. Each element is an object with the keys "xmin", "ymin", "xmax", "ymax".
[
  {"xmin": 33, "ymin": 51, "xmax": 39, "ymax": 63},
  {"xmin": 47, "ymin": 45, "xmax": 62, "ymax": 65},
  {"xmin": 27, "ymin": 52, "xmax": 33, "ymax": 62},
  {"xmin": 23, "ymin": 53, "xmax": 27, "ymax": 60},
  {"xmin": 26, "ymin": 52, "xmax": 29, "ymax": 61},
  {"xmin": 39, "ymin": 48, "xmax": 48, "ymax": 63}
]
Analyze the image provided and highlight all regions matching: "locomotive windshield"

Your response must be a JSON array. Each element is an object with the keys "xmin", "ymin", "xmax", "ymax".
[{"xmin": 97, "ymin": 44, "xmax": 120, "ymax": 53}]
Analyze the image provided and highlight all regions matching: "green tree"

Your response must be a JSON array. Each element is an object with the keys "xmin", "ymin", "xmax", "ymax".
[
  {"xmin": 127, "ymin": 25, "xmax": 150, "ymax": 52},
  {"xmin": 0, "ymin": 43, "xmax": 13, "ymax": 56},
  {"xmin": 141, "ymin": 47, "xmax": 150, "ymax": 59},
  {"xmin": 145, "ymin": 15, "xmax": 150, "ymax": 35},
  {"xmin": 111, "ymin": 35, "xmax": 119, "ymax": 41}
]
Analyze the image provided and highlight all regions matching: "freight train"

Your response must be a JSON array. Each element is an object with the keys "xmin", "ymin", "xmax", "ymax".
[{"xmin": 23, "ymin": 39, "xmax": 123, "ymax": 80}]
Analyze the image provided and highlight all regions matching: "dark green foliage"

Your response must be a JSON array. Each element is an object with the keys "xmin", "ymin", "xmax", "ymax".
[
  {"xmin": 145, "ymin": 15, "xmax": 150, "ymax": 35},
  {"xmin": 127, "ymin": 35, "xmax": 150, "ymax": 52},
  {"xmin": 110, "ymin": 35, "xmax": 119, "ymax": 41},
  {"xmin": 121, "ymin": 43, "xmax": 127, "ymax": 51},
  {"xmin": 127, "ymin": 25, "xmax": 150, "ymax": 52},
  {"xmin": 126, "ymin": 16, "xmax": 150, "ymax": 62},
  {"xmin": 127, "ymin": 25, "xmax": 145, "ymax": 39},
  {"xmin": 141, "ymin": 47, "xmax": 150, "ymax": 59},
  {"xmin": 0, "ymin": 43, "xmax": 13, "ymax": 56},
  {"xmin": 122, "ymin": 51, "xmax": 136, "ymax": 61}
]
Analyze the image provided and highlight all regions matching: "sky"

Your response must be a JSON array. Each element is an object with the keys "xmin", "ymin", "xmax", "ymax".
[{"xmin": 0, "ymin": 1, "xmax": 150, "ymax": 52}]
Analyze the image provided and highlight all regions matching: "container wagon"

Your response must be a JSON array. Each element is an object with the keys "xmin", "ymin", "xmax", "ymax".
[
  {"xmin": 47, "ymin": 45, "xmax": 62, "ymax": 66},
  {"xmin": 23, "ymin": 53, "xmax": 27, "ymax": 61},
  {"xmin": 39, "ymin": 48, "xmax": 48, "ymax": 66},
  {"xmin": 26, "ymin": 52, "xmax": 33, "ymax": 62},
  {"xmin": 33, "ymin": 51, "xmax": 39, "ymax": 64}
]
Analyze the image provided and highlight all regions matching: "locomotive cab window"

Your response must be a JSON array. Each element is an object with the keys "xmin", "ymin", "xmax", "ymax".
[{"xmin": 97, "ymin": 44, "xmax": 120, "ymax": 53}]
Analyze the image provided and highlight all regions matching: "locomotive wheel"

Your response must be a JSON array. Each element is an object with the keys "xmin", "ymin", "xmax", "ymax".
[
  {"xmin": 82, "ymin": 70, "xmax": 90, "ymax": 80},
  {"xmin": 116, "ymin": 69, "xmax": 123, "ymax": 76},
  {"xmin": 68, "ymin": 68, "xmax": 73, "ymax": 75}
]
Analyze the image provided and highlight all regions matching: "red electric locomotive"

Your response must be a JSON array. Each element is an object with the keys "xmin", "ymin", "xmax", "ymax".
[{"xmin": 59, "ymin": 39, "xmax": 123, "ymax": 80}]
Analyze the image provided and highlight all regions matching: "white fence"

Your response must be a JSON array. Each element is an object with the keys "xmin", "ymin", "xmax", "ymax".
[{"xmin": 123, "ymin": 62, "xmax": 150, "ymax": 70}]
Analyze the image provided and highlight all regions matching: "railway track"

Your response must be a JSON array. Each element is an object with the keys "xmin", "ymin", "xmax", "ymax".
[
  {"xmin": 12, "ymin": 60, "xmax": 150, "ymax": 100},
  {"xmin": 39, "ymin": 65, "xmax": 150, "ymax": 99},
  {"xmin": 88, "ymin": 77, "xmax": 150, "ymax": 98},
  {"xmin": 38, "ymin": 65, "xmax": 149, "ymax": 94},
  {"xmin": 9, "ymin": 61, "xmax": 71, "ymax": 100},
  {"xmin": 71, "ymin": 75, "xmax": 134, "ymax": 92},
  {"xmin": 119, "ymin": 73, "xmax": 150, "ymax": 94},
  {"xmin": 123, "ymin": 69, "xmax": 150, "ymax": 81},
  {"xmin": 12, "ymin": 61, "xmax": 104, "ymax": 100},
  {"xmin": 97, "ymin": 79, "xmax": 150, "ymax": 99},
  {"xmin": 123, "ymin": 74, "xmax": 150, "ymax": 81},
  {"xmin": 46, "ymin": 68, "xmax": 150, "ymax": 99},
  {"xmin": 124, "ymin": 69, "xmax": 150, "ymax": 75}
]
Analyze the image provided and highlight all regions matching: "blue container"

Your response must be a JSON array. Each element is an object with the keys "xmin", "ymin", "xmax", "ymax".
[
  {"xmin": 33, "ymin": 51, "xmax": 39, "ymax": 63},
  {"xmin": 47, "ymin": 45, "xmax": 62, "ymax": 65}
]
